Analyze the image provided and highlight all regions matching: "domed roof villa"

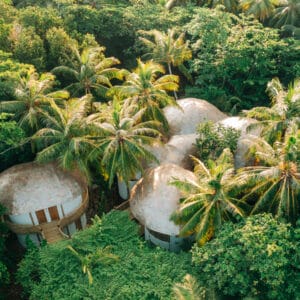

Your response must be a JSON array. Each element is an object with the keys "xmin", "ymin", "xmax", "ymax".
[
  {"xmin": 130, "ymin": 164, "xmax": 197, "ymax": 251},
  {"xmin": 0, "ymin": 162, "xmax": 88, "ymax": 247},
  {"xmin": 164, "ymin": 98, "xmax": 226, "ymax": 135},
  {"xmin": 118, "ymin": 98, "xmax": 227, "ymax": 200}
]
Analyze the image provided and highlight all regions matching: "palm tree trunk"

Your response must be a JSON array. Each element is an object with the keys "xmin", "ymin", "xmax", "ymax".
[{"xmin": 168, "ymin": 63, "xmax": 178, "ymax": 100}]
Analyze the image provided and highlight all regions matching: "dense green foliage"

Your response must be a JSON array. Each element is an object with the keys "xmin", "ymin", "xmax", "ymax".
[
  {"xmin": 196, "ymin": 121, "xmax": 240, "ymax": 163},
  {"xmin": 170, "ymin": 149, "xmax": 245, "ymax": 245},
  {"xmin": 0, "ymin": 113, "xmax": 32, "ymax": 172},
  {"xmin": 0, "ymin": 205, "xmax": 9, "ymax": 288},
  {"xmin": 192, "ymin": 214, "xmax": 300, "ymax": 299},
  {"xmin": 0, "ymin": 1, "xmax": 299, "ymax": 298},
  {"xmin": 0, "ymin": 51, "xmax": 33, "ymax": 100},
  {"xmin": 185, "ymin": 9, "xmax": 300, "ymax": 111},
  {"xmin": 17, "ymin": 210, "xmax": 193, "ymax": 299}
]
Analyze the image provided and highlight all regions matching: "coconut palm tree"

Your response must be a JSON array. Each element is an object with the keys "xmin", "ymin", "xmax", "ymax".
[
  {"xmin": 170, "ymin": 149, "xmax": 245, "ymax": 245},
  {"xmin": 52, "ymin": 47, "xmax": 121, "ymax": 98},
  {"xmin": 138, "ymin": 28, "xmax": 192, "ymax": 88},
  {"xmin": 33, "ymin": 95, "xmax": 97, "ymax": 181},
  {"xmin": 239, "ymin": 0, "xmax": 279, "ymax": 22},
  {"xmin": 270, "ymin": 0, "xmax": 300, "ymax": 28},
  {"xmin": 108, "ymin": 59, "xmax": 179, "ymax": 132},
  {"xmin": 0, "ymin": 71, "xmax": 69, "ymax": 131},
  {"xmin": 234, "ymin": 131, "xmax": 300, "ymax": 225},
  {"xmin": 87, "ymin": 100, "xmax": 161, "ymax": 187},
  {"xmin": 244, "ymin": 77, "xmax": 300, "ymax": 145}
]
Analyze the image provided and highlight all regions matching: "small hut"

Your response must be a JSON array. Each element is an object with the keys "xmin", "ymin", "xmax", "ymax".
[
  {"xmin": 0, "ymin": 162, "xmax": 88, "ymax": 247},
  {"xmin": 129, "ymin": 164, "xmax": 197, "ymax": 252}
]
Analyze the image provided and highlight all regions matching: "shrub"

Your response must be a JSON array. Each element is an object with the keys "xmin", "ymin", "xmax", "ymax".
[
  {"xmin": 192, "ymin": 214, "xmax": 300, "ymax": 300},
  {"xmin": 196, "ymin": 121, "xmax": 240, "ymax": 163}
]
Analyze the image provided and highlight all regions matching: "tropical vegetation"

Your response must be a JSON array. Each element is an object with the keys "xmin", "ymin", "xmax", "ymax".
[
  {"xmin": 170, "ymin": 149, "xmax": 245, "ymax": 244},
  {"xmin": 0, "ymin": 0, "xmax": 299, "ymax": 298}
]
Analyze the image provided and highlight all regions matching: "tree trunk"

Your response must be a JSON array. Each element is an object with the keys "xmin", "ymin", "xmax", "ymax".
[{"xmin": 168, "ymin": 63, "xmax": 178, "ymax": 100}]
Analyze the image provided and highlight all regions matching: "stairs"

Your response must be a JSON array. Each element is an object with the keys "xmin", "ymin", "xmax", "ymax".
[{"xmin": 40, "ymin": 222, "xmax": 65, "ymax": 244}]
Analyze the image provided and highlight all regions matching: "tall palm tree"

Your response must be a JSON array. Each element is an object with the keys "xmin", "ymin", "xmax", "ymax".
[
  {"xmin": 138, "ymin": 29, "xmax": 192, "ymax": 83},
  {"xmin": 52, "ymin": 47, "xmax": 121, "ymax": 98},
  {"xmin": 108, "ymin": 59, "xmax": 179, "ymax": 132},
  {"xmin": 244, "ymin": 77, "xmax": 300, "ymax": 145},
  {"xmin": 234, "ymin": 132, "xmax": 300, "ymax": 225},
  {"xmin": 239, "ymin": 0, "xmax": 279, "ymax": 22},
  {"xmin": 0, "ymin": 71, "xmax": 69, "ymax": 131},
  {"xmin": 87, "ymin": 101, "xmax": 161, "ymax": 187},
  {"xmin": 33, "ymin": 95, "xmax": 97, "ymax": 181},
  {"xmin": 270, "ymin": 0, "xmax": 300, "ymax": 28},
  {"xmin": 170, "ymin": 149, "xmax": 244, "ymax": 245}
]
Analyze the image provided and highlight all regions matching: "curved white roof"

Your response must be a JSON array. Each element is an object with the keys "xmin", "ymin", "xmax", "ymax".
[
  {"xmin": 146, "ymin": 134, "xmax": 197, "ymax": 170},
  {"xmin": 0, "ymin": 163, "xmax": 83, "ymax": 215},
  {"xmin": 217, "ymin": 117, "xmax": 262, "ymax": 169},
  {"xmin": 164, "ymin": 98, "xmax": 226, "ymax": 135},
  {"xmin": 217, "ymin": 116, "xmax": 261, "ymax": 137},
  {"xmin": 129, "ymin": 164, "xmax": 197, "ymax": 235}
]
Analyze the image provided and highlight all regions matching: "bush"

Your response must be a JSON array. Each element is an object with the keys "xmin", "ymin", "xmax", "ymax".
[
  {"xmin": 18, "ymin": 210, "xmax": 193, "ymax": 299},
  {"xmin": 192, "ymin": 214, "xmax": 300, "ymax": 300},
  {"xmin": 196, "ymin": 121, "xmax": 240, "ymax": 163}
]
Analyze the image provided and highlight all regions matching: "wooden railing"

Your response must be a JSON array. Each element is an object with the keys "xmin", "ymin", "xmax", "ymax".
[{"xmin": 4, "ymin": 186, "xmax": 89, "ymax": 244}]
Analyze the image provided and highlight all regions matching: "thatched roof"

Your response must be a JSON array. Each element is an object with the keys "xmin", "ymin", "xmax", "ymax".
[
  {"xmin": 129, "ymin": 164, "xmax": 197, "ymax": 235},
  {"xmin": 164, "ymin": 98, "xmax": 226, "ymax": 135},
  {"xmin": 0, "ymin": 162, "xmax": 83, "ymax": 215}
]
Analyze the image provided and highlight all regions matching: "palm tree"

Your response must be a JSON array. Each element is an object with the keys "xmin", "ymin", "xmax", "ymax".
[
  {"xmin": 67, "ymin": 245, "xmax": 118, "ymax": 285},
  {"xmin": 87, "ymin": 101, "xmax": 161, "ymax": 187},
  {"xmin": 239, "ymin": 0, "xmax": 279, "ymax": 22},
  {"xmin": 0, "ymin": 71, "xmax": 69, "ymax": 131},
  {"xmin": 138, "ymin": 29, "xmax": 192, "ymax": 84},
  {"xmin": 244, "ymin": 77, "xmax": 300, "ymax": 145},
  {"xmin": 52, "ymin": 47, "xmax": 121, "ymax": 98},
  {"xmin": 170, "ymin": 149, "xmax": 244, "ymax": 245},
  {"xmin": 33, "ymin": 95, "xmax": 97, "ymax": 181},
  {"xmin": 270, "ymin": 0, "xmax": 300, "ymax": 28},
  {"xmin": 108, "ymin": 59, "xmax": 179, "ymax": 132},
  {"xmin": 234, "ymin": 132, "xmax": 300, "ymax": 225}
]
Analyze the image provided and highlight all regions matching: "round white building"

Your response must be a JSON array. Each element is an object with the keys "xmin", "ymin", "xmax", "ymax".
[
  {"xmin": 0, "ymin": 162, "xmax": 88, "ymax": 247},
  {"xmin": 129, "ymin": 163, "xmax": 197, "ymax": 252}
]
